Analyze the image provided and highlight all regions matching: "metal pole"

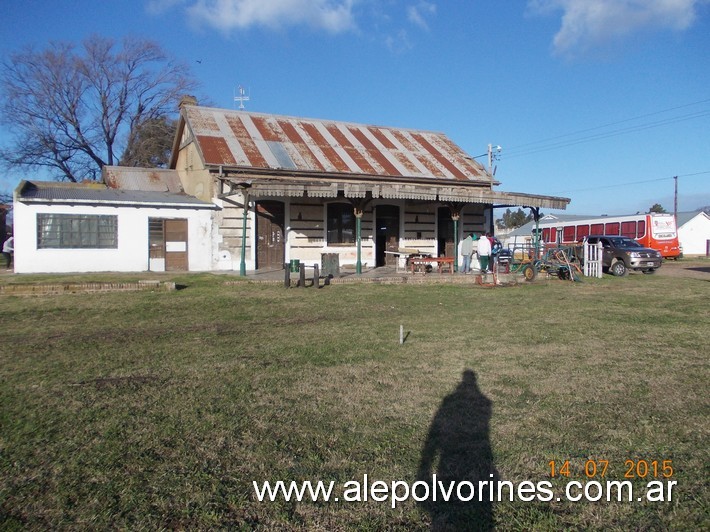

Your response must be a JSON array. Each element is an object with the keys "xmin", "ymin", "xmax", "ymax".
[
  {"xmin": 674, "ymin": 175, "xmax": 678, "ymax": 228},
  {"xmin": 487, "ymin": 143, "xmax": 492, "ymax": 174},
  {"xmin": 453, "ymin": 217, "xmax": 459, "ymax": 272},
  {"xmin": 355, "ymin": 211, "xmax": 362, "ymax": 275},
  {"xmin": 530, "ymin": 207, "xmax": 541, "ymax": 259},
  {"xmin": 239, "ymin": 192, "xmax": 249, "ymax": 276}
]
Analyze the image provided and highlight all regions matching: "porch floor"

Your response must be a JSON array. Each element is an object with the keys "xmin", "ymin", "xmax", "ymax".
[{"xmin": 241, "ymin": 265, "xmax": 521, "ymax": 286}]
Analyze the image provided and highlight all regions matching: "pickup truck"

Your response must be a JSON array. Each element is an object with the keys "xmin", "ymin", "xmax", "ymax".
[{"xmin": 585, "ymin": 236, "xmax": 662, "ymax": 276}]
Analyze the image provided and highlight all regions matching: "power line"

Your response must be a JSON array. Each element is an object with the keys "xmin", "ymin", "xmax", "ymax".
[
  {"xmin": 548, "ymin": 170, "xmax": 710, "ymax": 195},
  {"xmin": 505, "ymin": 109, "xmax": 710, "ymax": 159},
  {"xmin": 507, "ymin": 97, "xmax": 710, "ymax": 151},
  {"xmin": 504, "ymin": 97, "xmax": 710, "ymax": 159}
]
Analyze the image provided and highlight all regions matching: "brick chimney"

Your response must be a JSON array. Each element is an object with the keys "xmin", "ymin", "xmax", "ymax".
[{"xmin": 179, "ymin": 95, "xmax": 198, "ymax": 110}]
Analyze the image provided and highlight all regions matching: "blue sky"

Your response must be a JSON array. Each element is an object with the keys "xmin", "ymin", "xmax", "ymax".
[{"xmin": 1, "ymin": 0, "xmax": 709, "ymax": 215}]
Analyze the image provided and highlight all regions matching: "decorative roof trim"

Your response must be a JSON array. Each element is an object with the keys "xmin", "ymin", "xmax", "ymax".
[{"xmin": 219, "ymin": 176, "xmax": 570, "ymax": 209}]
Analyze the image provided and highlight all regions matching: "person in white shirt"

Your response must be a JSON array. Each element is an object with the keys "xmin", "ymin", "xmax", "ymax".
[
  {"xmin": 2, "ymin": 235, "xmax": 13, "ymax": 269},
  {"xmin": 477, "ymin": 233, "xmax": 491, "ymax": 273}
]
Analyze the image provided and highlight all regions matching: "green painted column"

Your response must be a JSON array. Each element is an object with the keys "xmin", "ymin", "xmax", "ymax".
[
  {"xmin": 534, "ymin": 217, "xmax": 540, "ymax": 256},
  {"xmin": 239, "ymin": 193, "xmax": 249, "ymax": 276},
  {"xmin": 532, "ymin": 207, "xmax": 541, "ymax": 259},
  {"xmin": 355, "ymin": 210, "xmax": 363, "ymax": 275},
  {"xmin": 453, "ymin": 217, "xmax": 459, "ymax": 272}
]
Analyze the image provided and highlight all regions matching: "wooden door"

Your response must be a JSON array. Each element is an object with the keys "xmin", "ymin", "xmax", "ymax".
[
  {"xmin": 256, "ymin": 201, "xmax": 285, "ymax": 269},
  {"xmin": 438, "ymin": 207, "xmax": 454, "ymax": 257},
  {"xmin": 375, "ymin": 205, "xmax": 400, "ymax": 267},
  {"xmin": 164, "ymin": 219, "xmax": 188, "ymax": 271}
]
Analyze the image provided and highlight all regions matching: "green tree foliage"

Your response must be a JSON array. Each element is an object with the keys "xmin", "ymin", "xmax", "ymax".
[
  {"xmin": 648, "ymin": 203, "xmax": 667, "ymax": 213},
  {"xmin": 0, "ymin": 36, "xmax": 198, "ymax": 182},
  {"xmin": 495, "ymin": 208, "xmax": 536, "ymax": 230}
]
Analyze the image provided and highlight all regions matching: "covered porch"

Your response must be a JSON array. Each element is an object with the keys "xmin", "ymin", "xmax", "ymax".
[{"xmin": 216, "ymin": 172, "xmax": 568, "ymax": 275}]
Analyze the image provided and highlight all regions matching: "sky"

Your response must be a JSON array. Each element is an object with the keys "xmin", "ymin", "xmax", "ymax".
[{"xmin": 1, "ymin": 0, "xmax": 709, "ymax": 216}]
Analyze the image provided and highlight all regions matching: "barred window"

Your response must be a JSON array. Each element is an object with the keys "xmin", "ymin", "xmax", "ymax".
[{"xmin": 37, "ymin": 214, "xmax": 118, "ymax": 249}]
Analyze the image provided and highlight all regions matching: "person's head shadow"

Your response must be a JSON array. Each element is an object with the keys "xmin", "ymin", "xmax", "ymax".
[{"xmin": 417, "ymin": 369, "xmax": 498, "ymax": 530}]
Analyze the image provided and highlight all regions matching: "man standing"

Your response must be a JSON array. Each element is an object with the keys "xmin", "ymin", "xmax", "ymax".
[
  {"xmin": 2, "ymin": 234, "xmax": 13, "ymax": 270},
  {"xmin": 477, "ymin": 232, "xmax": 491, "ymax": 273},
  {"xmin": 459, "ymin": 233, "xmax": 474, "ymax": 273}
]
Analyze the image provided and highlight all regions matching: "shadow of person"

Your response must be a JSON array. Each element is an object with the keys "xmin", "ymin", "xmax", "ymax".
[{"xmin": 417, "ymin": 369, "xmax": 498, "ymax": 531}]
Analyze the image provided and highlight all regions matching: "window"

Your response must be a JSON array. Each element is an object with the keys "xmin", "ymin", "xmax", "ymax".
[
  {"xmin": 605, "ymin": 222, "xmax": 620, "ymax": 235},
  {"xmin": 37, "ymin": 214, "xmax": 118, "ymax": 249},
  {"xmin": 576, "ymin": 224, "xmax": 589, "ymax": 239},
  {"xmin": 149, "ymin": 218, "xmax": 165, "ymax": 258},
  {"xmin": 637, "ymin": 220, "xmax": 646, "ymax": 238},
  {"xmin": 327, "ymin": 203, "xmax": 355, "ymax": 244},
  {"xmin": 590, "ymin": 223, "xmax": 604, "ymax": 235},
  {"xmin": 562, "ymin": 225, "xmax": 575, "ymax": 242},
  {"xmin": 621, "ymin": 221, "xmax": 636, "ymax": 238}
]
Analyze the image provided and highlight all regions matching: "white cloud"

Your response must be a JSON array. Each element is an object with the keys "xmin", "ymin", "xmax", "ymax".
[
  {"xmin": 407, "ymin": 1, "xmax": 437, "ymax": 31},
  {"xmin": 529, "ymin": 0, "xmax": 706, "ymax": 55},
  {"xmin": 185, "ymin": 0, "xmax": 358, "ymax": 34},
  {"xmin": 385, "ymin": 29, "xmax": 413, "ymax": 54}
]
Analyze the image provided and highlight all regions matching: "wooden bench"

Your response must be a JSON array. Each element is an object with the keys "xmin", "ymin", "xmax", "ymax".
[{"xmin": 410, "ymin": 256, "xmax": 455, "ymax": 274}]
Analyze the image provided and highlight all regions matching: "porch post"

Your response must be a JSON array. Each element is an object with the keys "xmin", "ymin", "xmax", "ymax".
[
  {"xmin": 240, "ymin": 191, "xmax": 250, "ymax": 276},
  {"xmin": 355, "ymin": 208, "xmax": 363, "ymax": 275},
  {"xmin": 452, "ymin": 212, "xmax": 460, "ymax": 272},
  {"xmin": 530, "ymin": 207, "xmax": 541, "ymax": 259}
]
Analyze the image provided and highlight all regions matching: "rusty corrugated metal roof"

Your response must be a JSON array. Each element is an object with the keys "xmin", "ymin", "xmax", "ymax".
[
  {"xmin": 183, "ymin": 106, "xmax": 490, "ymax": 183},
  {"xmin": 102, "ymin": 166, "xmax": 184, "ymax": 192}
]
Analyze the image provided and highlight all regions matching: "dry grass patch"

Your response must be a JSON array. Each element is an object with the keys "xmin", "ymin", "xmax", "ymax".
[{"xmin": 0, "ymin": 273, "xmax": 707, "ymax": 529}]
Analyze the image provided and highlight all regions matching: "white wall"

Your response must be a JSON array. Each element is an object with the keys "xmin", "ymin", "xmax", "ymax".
[
  {"xmin": 13, "ymin": 201, "xmax": 214, "ymax": 273},
  {"xmin": 679, "ymin": 213, "xmax": 710, "ymax": 256}
]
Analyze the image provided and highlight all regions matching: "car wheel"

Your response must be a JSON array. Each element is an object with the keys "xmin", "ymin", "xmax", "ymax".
[
  {"xmin": 610, "ymin": 259, "xmax": 627, "ymax": 277},
  {"xmin": 522, "ymin": 264, "xmax": 537, "ymax": 282},
  {"xmin": 642, "ymin": 268, "xmax": 656, "ymax": 275}
]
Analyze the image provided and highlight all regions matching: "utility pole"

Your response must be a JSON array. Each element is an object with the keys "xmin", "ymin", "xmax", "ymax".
[
  {"xmin": 673, "ymin": 175, "xmax": 678, "ymax": 223},
  {"xmin": 487, "ymin": 144, "xmax": 502, "ymax": 175}
]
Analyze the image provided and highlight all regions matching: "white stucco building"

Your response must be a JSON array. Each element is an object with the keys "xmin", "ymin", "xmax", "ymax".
[
  {"xmin": 13, "ymin": 180, "xmax": 217, "ymax": 274},
  {"xmin": 677, "ymin": 211, "xmax": 710, "ymax": 256},
  {"xmin": 11, "ymin": 102, "xmax": 572, "ymax": 275}
]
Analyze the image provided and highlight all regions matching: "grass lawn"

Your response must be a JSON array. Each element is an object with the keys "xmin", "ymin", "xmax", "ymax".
[{"xmin": 0, "ymin": 272, "xmax": 707, "ymax": 530}]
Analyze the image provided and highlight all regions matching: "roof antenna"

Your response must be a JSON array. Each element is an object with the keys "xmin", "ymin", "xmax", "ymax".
[{"xmin": 234, "ymin": 85, "xmax": 250, "ymax": 110}]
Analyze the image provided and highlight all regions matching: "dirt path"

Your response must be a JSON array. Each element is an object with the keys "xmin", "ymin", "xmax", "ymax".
[{"xmin": 654, "ymin": 258, "xmax": 710, "ymax": 280}]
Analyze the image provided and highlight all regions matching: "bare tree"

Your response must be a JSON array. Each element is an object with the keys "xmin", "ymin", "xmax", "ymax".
[
  {"xmin": 120, "ymin": 116, "xmax": 177, "ymax": 168},
  {"xmin": 0, "ymin": 36, "xmax": 198, "ymax": 182}
]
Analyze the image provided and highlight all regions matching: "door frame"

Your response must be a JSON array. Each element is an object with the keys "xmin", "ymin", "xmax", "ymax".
[
  {"xmin": 374, "ymin": 204, "xmax": 401, "ymax": 267},
  {"xmin": 255, "ymin": 200, "xmax": 286, "ymax": 270}
]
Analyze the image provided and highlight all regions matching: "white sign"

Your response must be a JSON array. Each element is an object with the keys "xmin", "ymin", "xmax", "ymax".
[{"xmin": 166, "ymin": 241, "xmax": 187, "ymax": 252}]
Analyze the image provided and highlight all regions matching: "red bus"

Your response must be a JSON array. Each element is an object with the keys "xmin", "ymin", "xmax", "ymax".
[{"xmin": 534, "ymin": 213, "xmax": 681, "ymax": 258}]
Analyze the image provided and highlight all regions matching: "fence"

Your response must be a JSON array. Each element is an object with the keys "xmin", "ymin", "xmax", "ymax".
[{"xmin": 583, "ymin": 241, "xmax": 603, "ymax": 278}]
